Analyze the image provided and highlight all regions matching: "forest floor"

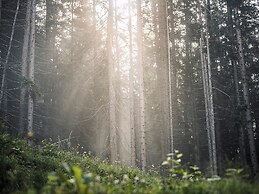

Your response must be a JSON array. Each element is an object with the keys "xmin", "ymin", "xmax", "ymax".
[{"xmin": 1, "ymin": 133, "xmax": 259, "ymax": 194}]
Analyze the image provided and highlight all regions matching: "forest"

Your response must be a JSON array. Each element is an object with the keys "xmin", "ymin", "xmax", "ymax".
[{"xmin": 0, "ymin": 0, "xmax": 259, "ymax": 193}]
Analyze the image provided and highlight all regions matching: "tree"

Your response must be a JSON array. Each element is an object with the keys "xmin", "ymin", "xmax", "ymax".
[
  {"xmin": 19, "ymin": 0, "xmax": 31, "ymax": 134},
  {"xmin": 0, "ymin": 0, "xmax": 20, "ymax": 110},
  {"xmin": 128, "ymin": 0, "xmax": 136, "ymax": 167},
  {"xmin": 226, "ymin": 0, "xmax": 246, "ymax": 166},
  {"xmin": 152, "ymin": 0, "xmax": 173, "ymax": 162},
  {"xmin": 168, "ymin": 0, "xmax": 177, "ymax": 158},
  {"xmin": 107, "ymin": 0, "xmax": 118, "ymax": 162},
  {"xmin": 0, "ymin": 0, "xmax": 2, "ymax": 22},
  {"xmin": 27, "ymin": 0, "xmax": 36, "ymax": 135},
  {"xmin": 234, "ymin": 4, "xmax": 258, "ymax": 176},
  {"xmin": 137, "ymin": 0, "xmax": 146, "ymax": 171},
  {"xmin": 200, "ymin": 0, "xmax": 218, "ymax": 176},
  {"xmin": 19, "ymin": 0, "xmax": 36, "ymax": 136}
]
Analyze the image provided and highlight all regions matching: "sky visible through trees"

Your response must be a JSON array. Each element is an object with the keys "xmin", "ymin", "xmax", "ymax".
[{"xmin": 0, "ymin": 0, "xmax": 259, "ymax": 178}]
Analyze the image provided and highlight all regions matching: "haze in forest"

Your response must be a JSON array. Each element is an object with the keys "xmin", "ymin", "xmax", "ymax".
[{"xmin": 0, "ymin": 0, "xmax": 259, "ymax": 178}]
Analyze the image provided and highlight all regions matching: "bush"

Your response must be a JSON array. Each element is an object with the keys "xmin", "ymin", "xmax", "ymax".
[{"xmin": 0, "ymin": 134, "xmax": 259, "ymax": 194}]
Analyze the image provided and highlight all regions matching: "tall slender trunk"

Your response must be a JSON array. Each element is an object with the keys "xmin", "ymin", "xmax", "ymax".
[
  {"xmin": 20, "ymin": 0, "xmax": 31, "ymax": 134},
  {"xmin": 166, "ymin": 0, "xmax": 174, "ymax": 157},
  {"xmin": 169, "ymin": 0, "xmax": 178, "ymax": 157},
  {"xmin": 183, "ymin": 0, "xmax": 193, "ymax": 161},
  {"xmin": 27, "ymin": 0, "xmax": 36, "ymax": 135},
  {"xmin": 157, "ymin": 0, "xmax": 171, "ymax": 159},
  {"xmin": 93, "ymin": 0, "xmax": 97, "ymax": 61},
  {"xmin": 226, "ymin": 2, "xmax": 246, "ymax": 165},
  {"xmin": 191, "ymin": 92, "xmax": 200, "ymax": 165},
  {"xmin": 113, "ymin": 0, "xmax": 123, "ymax": 162},
  {"xmin": 137, "ymin": 0, "xmax": 146, "ymax": 171},
  {"xmin": 200, "ymin": 34, "xmax": 212, "ymax": 172},
  {"xmin": 0, "ymin": 0, "xmax": 2, "ymax": 22},
  {"xmin": 151, "ymin": 0, "xmax": 162, "ymax": 164},
  {"xmin": 234, "ymin": 6, "xmax": 258, "ymax": 176},
  {"xmin": 0, "ymin": 0, "xmax": 20, "ymax": 109},
  {"xmin": 128, "ymin": 0, "xmax": 136, "ymax": 167},
  {"xmin": 205, "ymin": 1, "xmax": 217, "ymax": 175},
  {"xmin": 92, "ymin": 0, "xmax": 97, "ymax": 77},
  {"xmin": 71, "ymin": 0, "xmax": 74, "ymax": 63},
  {"xmin": 0, "ymin": 0, "xmax": 2, "ymax": 89},
  {"xmin": 114, "ymin": 0, "xmax": 119, "ymax": 67},
  {"xmin": 43, "ymin": 0, "xmax": 56, "ymax": 137},
  {"xmin": 199, "ymin": 0, "xmax": 217, "ymax": 175},
  {"xmin": 107, "ymin": 0, "xmax": 118, "ymax": 162}
]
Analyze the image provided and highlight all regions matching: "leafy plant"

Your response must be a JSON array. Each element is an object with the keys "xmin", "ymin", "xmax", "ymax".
[
  {"xmin": 225, "ymin": 168, "xmax": 248, "ymax": 179},
  {"xmin": 44, "ymin": 163, "xmax": 94, "ymax": 194},
  {"xmin": 162, "ymin": 151, "xmax": 202, "ymax": 181},
  {"xmin": 1, "ymin": 134, "xmax": 259, "ymax": 194}
]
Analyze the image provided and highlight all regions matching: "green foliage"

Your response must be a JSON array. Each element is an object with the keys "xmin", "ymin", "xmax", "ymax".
[
  {"xmin": 43, "ymin": 164, "xmax": 92, "ymax": 194},
  {"xmin": 1, "ymin": 134, "xmax": 259, "ymax": 194},
  {"xmin": 162, "ymin": 151, "xmax": 202, "ymax": 181},
  {"xmin": 225, "ymin": 168, "xmax": 248, "ymax": 179},
  {"xmin": 0, "ymin": 134, "xmax": 60, "ymax": 193}
]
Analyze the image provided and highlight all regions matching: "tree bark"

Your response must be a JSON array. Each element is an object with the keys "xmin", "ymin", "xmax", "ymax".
[
  {"xmin": 183, "ymin": 0, "xmax": 193, "ymax": 163},
  {"xmin": 19, "ymin": 0, "xmax": 31, "ymax": 134},
  {"xmin": 200, "ymin": 34, "xmax": 213, "ymax": 174},
  {"xmin": 199, "ymin": 0, "xmax": 217, "ymax": 176},
  {"xmin": 71, "ymin": 0, "xmax": 74, "ymax": 63},
  {"xmin": 0, "ymin": 0, "xmax": 20, "ymax": 109},
  {"xmin": 107, "ymin": 0, "xmax": 118, "ymax": 162},
  {"xmin": 0, "ymin": 0, "xmax": 2, "ymax": 22},
  {"xmin": 128, "ymin": 0, "xmax": 136, "ymax": 167},
  {"xmin": 169, "ymin": 0, "xmax": 176, "ymax": 155},
  {"xmin": 157, "ymin": 0, "xmax": 171, "ymax": 159},
  {"xmin": 137, "ymin": 0, "xmax": 146, "ymax": 171},
  {"xmin": 205, "ymin": 1, "xmax": 217, "ymax": 176},
  {"xmin": 27, "ymin": 0, "xmax": 36, "ymax": 135},
  {"xmin": 234, "ymin": 6, "xmax": 258, "ymax": 176},
  {"xmin": 226, "ymin": 1, "xmax": 247, "ymax": 166}
]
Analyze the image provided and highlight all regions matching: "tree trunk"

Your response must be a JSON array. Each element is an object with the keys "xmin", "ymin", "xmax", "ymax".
[
  {"xmin": 0, "ymin": 0, "xmax": 2, "ymax": 22},
  {"xmin": 200, "ymin": 34, "xmax": 213, "ymax": 174},
  {"xmin": 137, "ymin": 0, "xmax": 146, "ymax": 171},
  {"xmin": 157, "ymin": 0, "xmax": 171, "ymax": 159},
  {"xmin": 200, "ymin": 0, "xmax": 217, "ymax": 175},
  {"xmin": 0, "ymin": 0, "xmax": 2, "ymax": 68},
  {"xmin": 183, "ymin": 0, "xmax": 193, "ymax": 163},
  {"xmin": 19, "ymin": 0, "xmax": 31, "ymax": 134},
  {"xmin": 0, "ymin": 0, "xmax": 20, "ymax": 109},
  {"xmin": 128, "ymin": 0, "xmax": 136, "ymax": 167},
  {"xmin": 71, "ymin": 0, "xmax": 74, "ymax": 63},
  {"xmin": 205, "ymin": 2, "xmax": 217, "ymax": 176},
  {"xmin": 107, "ymin": 0, "xmax": 118, "ymax": 162},
  {"xmin": 27, "ymin": 0, "xmax": 36, "ymax": 135},
  {"xmin": 226, "ymin": 1, "xmax": 247, "ymax": 166},
  {"xmin": 169, "ymin": 0, "xmax": 177, "ymax": 156},
  {"xmin": 234, "ymin": 6, "xmax": 258, "ymax": 176}
]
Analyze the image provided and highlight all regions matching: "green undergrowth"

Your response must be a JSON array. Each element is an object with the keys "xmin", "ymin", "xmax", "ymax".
[{"xmin": 1, "ymin": 133, "xmax": 259, "ymax": 194}]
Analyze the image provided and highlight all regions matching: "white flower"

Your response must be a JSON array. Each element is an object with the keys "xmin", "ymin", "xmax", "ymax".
[
  {"xmin": 95, "ymin": 175, "xmax": 101, "ymax": 182},
  {"xmin": 123, "ymin": 174, "xmax": 129, "ymax": 180}
]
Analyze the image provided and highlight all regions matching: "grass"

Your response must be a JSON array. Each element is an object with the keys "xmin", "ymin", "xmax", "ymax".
[{"xmin": 0, "ymin": 133, "xmax": 259, "ymax": 194}]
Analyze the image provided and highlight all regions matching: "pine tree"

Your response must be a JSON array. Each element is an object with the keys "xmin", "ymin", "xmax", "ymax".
[
  {"xmin": 27, "ymin": 0, "xmax": 36, "ymax": 135},
  {"xmin": 107, "ymin": 0, "xmax": 118, "ymax": 162},
  {"xmin": 234, "ymin": 4, "xmax": 258, "ymax": 176},
  {"xmin": 128, "ymin": 0, "xmax": 136, "ymax": 167},
  {"xmin": 137, "ymin": 0, "xmax": 146, "ymax": 171},
  {"xmin": 20, "ymin": 0, "xmax": 31, "ymax": 134}
]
